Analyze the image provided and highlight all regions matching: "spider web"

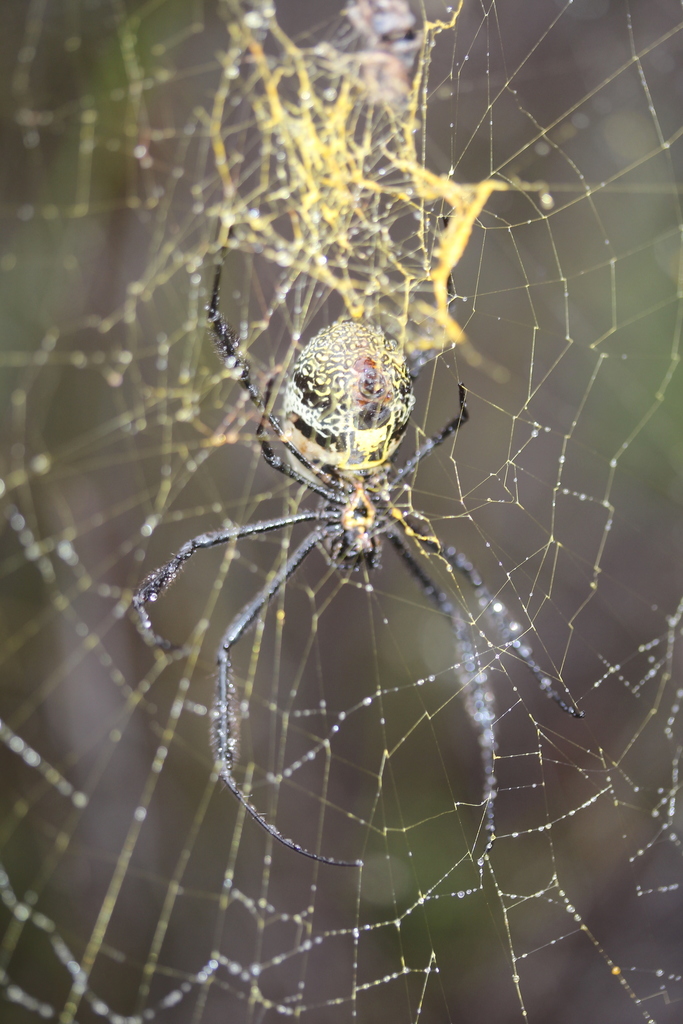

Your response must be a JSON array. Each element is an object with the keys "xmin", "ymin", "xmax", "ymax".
[{"xmin": 1, "ymin": 0, "xmax": 683, "ymax": 1021}]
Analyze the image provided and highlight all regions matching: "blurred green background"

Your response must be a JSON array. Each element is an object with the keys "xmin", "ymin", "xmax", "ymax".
[{"xmin": 1, "ymin": 1, "xmax": 683, "ymax": 1022}]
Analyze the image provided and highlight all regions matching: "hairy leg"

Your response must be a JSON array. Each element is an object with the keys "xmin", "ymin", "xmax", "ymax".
[
  {"xmin": 212, "ymin": 527, "xmax": 360, "ymax": 867},
  {"xmin": 133, "ymin": 512, "xmax": 320, "ymax": 649}
]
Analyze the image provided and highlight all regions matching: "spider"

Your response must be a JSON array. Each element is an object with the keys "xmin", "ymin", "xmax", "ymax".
[
  {"xmin": 133, "ymin": 252, "xmax": 583, "ymax": 867},
  {"xmin": 344, "ymin": 0, "xmax": 423, "ymax": 108}
]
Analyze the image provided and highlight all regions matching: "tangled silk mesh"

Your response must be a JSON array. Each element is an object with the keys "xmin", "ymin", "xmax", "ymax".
[{"xmin": 1, "ymin": 1, "xmax": 683, "ymax": 1022}]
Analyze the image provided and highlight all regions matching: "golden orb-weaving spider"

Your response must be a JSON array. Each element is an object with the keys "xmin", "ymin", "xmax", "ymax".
[{"xmin": 133, "ymin": 253, "xmax": 583, "ymax": 867}]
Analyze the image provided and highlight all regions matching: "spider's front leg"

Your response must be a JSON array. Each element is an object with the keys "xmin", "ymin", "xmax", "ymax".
[
  {"xmin": 395, "ymin": 515, "xmax": 583, "ymax": 719},
  {"xmin": 437, "ymin": 544, "xmax": 584, "ymax": 719},
  {"xmin": 211, "ymin": 526, "xmax": 360, "ymax": 867},
  {"xmin": 387, "ymin": 520, "xmax": 583, "ymax": 856},
  {"xmin": 386, "ymin": 529, "xmax": 498, "ymax": 851},
  {"xmin": 132, "ymin": 512, "xmax": 321, "ymax": 650}
]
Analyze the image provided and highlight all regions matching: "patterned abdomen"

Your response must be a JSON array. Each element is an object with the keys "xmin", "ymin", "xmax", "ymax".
[{"xmin": 283, "ymin": 321, "xmax": 415, "ymax": 474}]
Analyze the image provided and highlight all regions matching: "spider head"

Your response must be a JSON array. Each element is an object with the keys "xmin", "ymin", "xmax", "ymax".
[
  {"xmin": 321, "ymin": 482, "xmax": 384, "ymax": 571},
  {"xmin": 283, "ymin": 320, "xmax": 414, "ymax": 479},
  {"xmin": 323, "ymin": 521, "xmax": 383, "ymax": 572}
]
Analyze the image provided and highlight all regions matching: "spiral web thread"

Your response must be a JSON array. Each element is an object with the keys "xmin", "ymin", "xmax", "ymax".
[{"xmin": 1, "ymin": 1, "xmax": 683, "ymax": 1021}]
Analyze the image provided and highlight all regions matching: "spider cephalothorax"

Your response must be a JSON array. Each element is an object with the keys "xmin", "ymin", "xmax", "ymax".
[
  {"xmin": 133, "ymin": 250, "xmax": 583, "ymax": 868},
  {"xmin": 318, "ymin": 484, "xmax": 382, "ymax": 569}
]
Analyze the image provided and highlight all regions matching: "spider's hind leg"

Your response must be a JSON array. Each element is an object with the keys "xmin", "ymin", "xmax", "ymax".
[
  {"xmin": 207, "ymin": 251, "xmax": 342, "ymax": 503},
  {"xmin": 393, "ymin": 382, "xmax": 468, "ymax": 485},
  {"xmin": 208, "ymin": 248, "xmax": 266, "ymax": 413}
]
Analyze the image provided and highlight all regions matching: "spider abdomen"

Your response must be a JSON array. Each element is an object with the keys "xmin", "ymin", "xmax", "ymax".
[{"xmin": 283, "ymin": 320, "xmax": 414, "ymax": 475}]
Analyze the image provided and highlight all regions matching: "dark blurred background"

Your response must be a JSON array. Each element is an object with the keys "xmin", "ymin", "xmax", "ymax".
[{"xmin": 1, "ymin": 1, "xmax": 683, "ymax": 1022}]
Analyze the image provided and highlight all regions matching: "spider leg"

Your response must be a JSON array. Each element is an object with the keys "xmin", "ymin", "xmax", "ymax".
[
  {"xmin": 394, "ymin": 516, "xmax": 583, "ymax": 717},
  {"xmin": 256, "ymin": 375, "xmax": 343, "ymax": 503},
  {"xmin": 438, "ymin": 544, "xmax": 583, "ymax": 717},
  {"xmin": 208, "ymin": 249, "xmax": 265, "ymax": 413},
  {"xmin": 213, "ymin": 527, "xmax": 360, "ymax": 867},
  {"xmin": 207, "ymin": 251, "xmax": 344, "ymax": 501},
  {"xmin": 386, "ymin": 529, "xmax": 498, "ymax": 850},
  {"xmin": 392, "ymin": 383, "xmax": 468, "ymax": 486},
  {"xmin": 257, "ymin": 433, "xmax": 340, "ymax": 502},
  {"xmin": 133, "ymin": 511, "xmax": 321, "ymax": 650}
]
